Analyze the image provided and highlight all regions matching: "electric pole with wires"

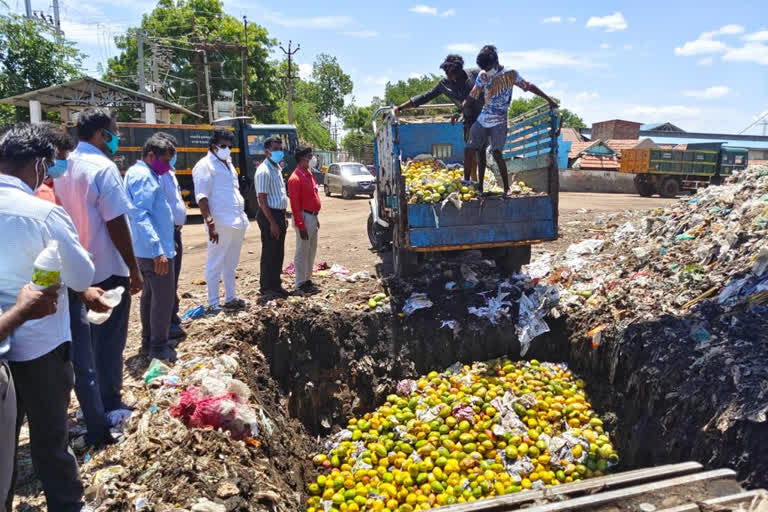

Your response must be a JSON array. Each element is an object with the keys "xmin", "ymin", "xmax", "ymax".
[{"xmin": 279, "ymin": 40, "xmax": 300, "ymax": 124}]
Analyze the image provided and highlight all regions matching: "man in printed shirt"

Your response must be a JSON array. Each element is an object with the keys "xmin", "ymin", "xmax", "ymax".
[
  {"xmin": 287, "ymin": 147, "xmax": 321, "ymax": 293},
  {"xmin": 124, "ymin": 135, "xmax": 178, "ymax": 362},
  {"xmin": 254, "ymin": 137, "xmax": 291, "ymax": 297},
  {"xmin": 0, "ymin": 123, "xmax": 96, "ymax": 512},
  {"xmin": 155, "ymin": 132, "xmax": 187, "ymax": 340},
  {"xmin": 192, "ymin": 130, "xmax": 249, "ymax": 312},
  {"xmin": 466, "ymin": 45, "xmax": 557, "ymax": 194}
]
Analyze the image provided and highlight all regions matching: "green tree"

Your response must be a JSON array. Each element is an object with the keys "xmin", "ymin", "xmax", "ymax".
[
  {"xmin": 342, "ymin": 130, "xmax": 372, "ymax": 163},
  {"xmin": 0, "ymin": 14, "xmax": 84, "ymax": 121},
  {"xmin": 384, "ymin": 74, "xmax": 440, "ymax": 106},
  {"xmin": 105, "ymin": 0, "xmax": 277, "ymax": 122},
  {"xmin": 275, "ymin": 99, "xmax": 336, "ymax": 150},
  {"xmin": 509, "ymin": 96, "xmax": 586, "ymax": 128},
  {"xmin": 308, "ymin": 53, "xmax": 352, "ymax": 121},
  {"xmin": 343, "ymin": 104, "xmax": 375, "ymax": 135}
]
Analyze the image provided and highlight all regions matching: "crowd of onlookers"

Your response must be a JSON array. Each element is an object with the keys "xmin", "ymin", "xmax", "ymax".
[{"xmin": 0, "ymin": 107, "xmax": 323, "ymax": 511}]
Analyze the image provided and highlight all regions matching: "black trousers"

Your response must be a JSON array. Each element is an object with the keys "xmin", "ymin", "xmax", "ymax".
[
  {"xmin": 256, "ymin": 208, "xmax": 287, "ymax": 292},
  {"xmin": 6, "ymin": 343, "xmax": 83, "ymax": 512}
]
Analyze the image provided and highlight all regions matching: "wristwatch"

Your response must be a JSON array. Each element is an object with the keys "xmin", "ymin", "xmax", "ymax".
[{"xmin": 205, "ymin": 216, "xmax": 214, "ymax": 224}]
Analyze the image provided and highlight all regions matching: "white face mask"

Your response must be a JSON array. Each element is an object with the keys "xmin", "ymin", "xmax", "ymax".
[{"xmin": 215, "ymin": 147, "xmax": 231, "ymax": 160}]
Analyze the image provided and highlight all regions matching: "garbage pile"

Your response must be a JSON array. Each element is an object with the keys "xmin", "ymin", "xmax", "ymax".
[
  {"xmin": 305, "ymin": 360, "xmax": 617, "ymax": 511},
  {"xmin": 526, "ymin": 165, "xmax": 768, "ymax": 486}
]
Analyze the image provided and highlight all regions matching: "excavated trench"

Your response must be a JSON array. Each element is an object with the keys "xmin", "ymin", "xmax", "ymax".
[{"xmin": 230, "ymin": 296, "xmax": 768, "ymax": 500}]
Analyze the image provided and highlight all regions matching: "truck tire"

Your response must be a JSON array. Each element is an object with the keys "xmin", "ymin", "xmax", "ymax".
[
  {"xmin": 634, "ymin": 175, "xmax": 654, "ymax": 197},
  {"xmin": 367, "ymin": 213, "xmax": 392, "ymax": 251},
  {"xmin": 658, "ymin": 177, "xmax": 681, "ymax": 198},
  {"xmin": 393, "ymin": 244, "xmax": 418, "ymax": 276},
  {"xmin": 245, "ymin": 188, "xmax": 260, "ymax": 218}
]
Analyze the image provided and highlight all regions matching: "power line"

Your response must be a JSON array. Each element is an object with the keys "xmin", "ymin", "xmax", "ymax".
[{"xmin": 739, "ymin": 110, "xmax": 768, "ymax": 135}]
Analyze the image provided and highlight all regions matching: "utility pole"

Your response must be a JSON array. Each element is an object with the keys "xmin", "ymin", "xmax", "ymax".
[
  {"xmin": 24, "ymin": 0, "xmax": 32, "ymax": 18},
  {"xmin": 137, "ymin": 30, "xmax": 146, "ymax": 93},
  {"xmin": 52, "ymin": 0, "xmax": 62, "ymax": 38},
  {"xmin": 241, "ymin": 16, "xmax": 249, "ymax": 117},
  {"xmin": 151, "ymin": 41, "xmax": 160, "ymax": 97},
  {"xmin": 201, "ymin": 49, "xmax": 213, "ymax": 123},
  {"xmin": 279, "ymin": 40, "xmax": 300, "ymax": 124}
]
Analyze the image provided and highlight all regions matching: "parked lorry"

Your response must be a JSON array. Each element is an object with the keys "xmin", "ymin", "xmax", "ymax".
[
  {"xmin": 368, "ymin": 104, "xmax": 560, "ymax": 276},
  {"xmin": 621, "ymin": 143, "xmax": 748, "ymax": 197},
  {"xmin": 68, "ymin": 118, "xmax": 299, "ymax": 217}
]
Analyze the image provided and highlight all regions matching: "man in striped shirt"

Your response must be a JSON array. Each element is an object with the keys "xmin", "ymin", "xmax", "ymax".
[{"xmin": 254, "ymin": 137, "xmax": 290, "ymax": 297}]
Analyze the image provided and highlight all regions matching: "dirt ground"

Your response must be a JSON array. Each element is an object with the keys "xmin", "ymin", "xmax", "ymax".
[{"xmin": 11, "ymin": 191, "xmax": 678, "ymax": 511}]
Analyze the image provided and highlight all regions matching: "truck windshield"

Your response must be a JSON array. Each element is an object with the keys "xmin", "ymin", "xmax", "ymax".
[
  {"xmin": 246, "ymin": 133, "xmax": 294, "ymax": 155},
  {"xmin": 341, "ymin": 164, "xmax": 370, "ymax": 176}
]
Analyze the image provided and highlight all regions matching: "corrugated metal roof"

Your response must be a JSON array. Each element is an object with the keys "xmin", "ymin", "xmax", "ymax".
[{"xmin": 647, "ymin": 135, "xmax": 768, "ymax": 150}]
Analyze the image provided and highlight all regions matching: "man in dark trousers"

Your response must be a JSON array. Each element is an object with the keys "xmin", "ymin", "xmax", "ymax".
[
  {"xmin": 287, "ymin": 146, "xmax": 321, "ymax": 293},
  {"xmin": 394, "ymin": 54, "xmax": 486, "ymax": 180},
  {"xmin": 254, "ymin": 137, "xmax": 290, "ymax": 297}
]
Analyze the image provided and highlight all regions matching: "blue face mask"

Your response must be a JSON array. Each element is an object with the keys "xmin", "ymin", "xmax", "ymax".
[
  {"xmin": 270, "ymin": 150, "xmax": 284, "ymax": 163},
  {"xmin": 170, "ymin": 153, "xmax": 178, "ymax": 169},
  {"xmin": 104, "ymin": 129, "xmax": 120, "ymax": 155},
  {"xmin": 47, "ymin": 159, "xmax": 68, "ymax": 179}
]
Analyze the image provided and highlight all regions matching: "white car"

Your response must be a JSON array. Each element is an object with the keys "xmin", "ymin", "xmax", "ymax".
[{"xmin": 324, "ymin": 162, "xmax": 376, "ymax": 199}]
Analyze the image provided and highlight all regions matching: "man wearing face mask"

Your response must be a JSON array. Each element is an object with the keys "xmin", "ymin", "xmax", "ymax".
[
  {"xmin": 34, "ymin": 122, "xmax": 74, "ymax": 204},
  {"xmin": 124, "ymin": 135, "xmax": 178, "ymax": 361},
  {"xmin": 154, "ymin": 132, "xmax": 187, "ymax": 341},
  {"xmin": 0, "ymin": 123, "xmax": 95, "ymax": 512},
  {"xmin": 254, "ymin": 137, "xmax": 290, "ymax": 297},
  {"xmin": 192, "ymin": 130, "xmax": 249, "ymax": 312},
  {"xmin": 55, "ymin": 107, "xmax": 142, "ymax": 415}
]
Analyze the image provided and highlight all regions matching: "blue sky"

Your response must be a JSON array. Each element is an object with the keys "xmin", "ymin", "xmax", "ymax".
[{"xmin": 15, "ymin": 0, "xmax": 768, "ymax": 134}]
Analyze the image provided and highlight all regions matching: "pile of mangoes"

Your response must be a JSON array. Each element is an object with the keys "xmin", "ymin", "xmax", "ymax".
[
  {"xmin": 404, "ymin": 159, "xmax": 477, "ymax": 204},
  {"xmin": 305, "ymin": 360, "xmax": 617, "ymax": 512}
]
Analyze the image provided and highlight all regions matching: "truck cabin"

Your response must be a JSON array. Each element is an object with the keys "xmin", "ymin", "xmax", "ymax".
[
  {"xmin": 243, "ymin": 125, "xmax": 299, "ymax": 179},
  {"xmin": 719, "ymin": 147, "xmax": 749, "ymax": 175}
]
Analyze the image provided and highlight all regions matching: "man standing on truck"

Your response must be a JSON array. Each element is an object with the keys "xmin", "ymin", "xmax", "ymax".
[
  {"xmin": 287, "ymin": 146, "xmax": 321, "ymax": 293},
  {"xmin": 466, "ymin": 45, "xmax": 557, "ymax": 194},
  {"xmin": 192, "ymin": 130, "xmax": 249, "ymax": 313},
  {"xmin": 56, "ymin": 107, "xmax": 143, "ymax": 415},
  {"xmin": 254, "ymin": 137, "xmax": 290, "ymax": 297},
  {"xmin": 394, "ymin": 54, "xmax": 486, "ymax": 181}
]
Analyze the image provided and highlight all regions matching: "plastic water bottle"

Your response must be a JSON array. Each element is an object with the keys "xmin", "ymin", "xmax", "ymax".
[
  {"xmin": 86, "ymin": 286, "xmax": 125, "ymax": 325},
  {"xmin": 31, "ymin": 240, "xmax": 62, "ymax": 291}
]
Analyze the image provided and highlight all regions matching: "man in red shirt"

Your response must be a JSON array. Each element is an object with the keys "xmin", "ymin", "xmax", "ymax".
[{"xmin": 287, "ymin": 146, "xmax": 321, "ymax": 293}]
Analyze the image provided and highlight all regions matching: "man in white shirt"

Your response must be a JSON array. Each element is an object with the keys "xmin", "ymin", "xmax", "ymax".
[
  {"xmin": 192, "ymin": 130, "xmax": 249, "ymax": 312},
  {"xmin": 0, "ymin": 123, "xmax": 96, "ymax": 511},
  {"xmin": 55, "ymin": 108, "xmax": 142, "ymax": 413},
  {"xmin": 155, "ymin": 132, "xmax": 187, "ymax": 340}
]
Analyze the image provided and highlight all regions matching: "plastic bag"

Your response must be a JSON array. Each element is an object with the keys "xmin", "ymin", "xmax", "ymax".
[
  {"xmin": 402, "ymin": 293, "xmax": 433, "ymax": 316},
  {"xmin": 143, "ymin": 359, "xmax": 171, "ymax": 385}
]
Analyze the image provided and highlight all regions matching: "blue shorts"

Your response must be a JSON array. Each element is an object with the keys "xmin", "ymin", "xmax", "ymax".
[{"xmin": 466, "ymin": 121, "xmax": 507, "ymax": 152}]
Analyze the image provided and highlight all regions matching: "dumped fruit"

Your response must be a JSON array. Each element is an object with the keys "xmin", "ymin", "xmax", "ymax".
[
  {"xmin": 306, "ymin": 360, "xmax": 618, "ymax": 511},
  {"xmin": 404, "ymin": 159, "xmax": 477, "ymax": 204},
  {"xmin": 363, "ymin": 293, "xmax": 390, "ymax": 311}
]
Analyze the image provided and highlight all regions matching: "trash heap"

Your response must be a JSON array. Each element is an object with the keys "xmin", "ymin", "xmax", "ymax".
[
  {"xmin": 526, "ymin": 165, "xmax": 768, "ymax": 487},
  {"xmin": 305, "ymin": 360, "xmax": 617, "ymax": 511}
]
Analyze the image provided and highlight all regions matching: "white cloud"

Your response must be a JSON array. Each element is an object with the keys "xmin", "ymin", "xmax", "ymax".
[
  {"xmin": 298, "ymin": 63, "xmax": 312, "ymax": 80},
  {"xmin": 698, "ymin": 57, "xmax": 714, "ymax": 66},
  {"xmin": 723, "ymin": 42, "xmax": 768, "ymax": 65},
  {"xmin": 342, "ymin": 30, "xmax": 378, "ymax": 38},
  {"xmin": 586, "ymin": 12, "xmax": 627, "ymax": 32},
  {"xmin": 568, "ymin": 17, "xmax": 577, "ymax": 23},
  {"xmin": 674, "ymin": 38, "xmax": 727, "ymax": 56},
  {"xmin": 600, "ymin": 43, "xmax": 611, "ymax": 49},
  {"xmin": 441, "ymin": 9, "xmax": 456, "ymax": 17},
  {"xmin": 744, "ymin": 30, "xmax": 768, "ymax": 42},
  {"xmin": 623, "ymin": 105, "xmax": 702, "ymax": 119},
  {"xmin": 445, "ymin": 43, "xmax": 479, "ymax": 53},
  {"xmin": 262, "ymin": 14, "xmax": 352, "ymax": 29},
  {"xmin": 682, "ymin": 85, "xmax": 731, "ymax": 99},
  {"xmin": 623, "ymin": 44, "xmax": 633, "ymax": 51},
  {"xmin": 576, "ymin": 91, "xmax": 600, "ymax": 100},
  {"xmin": 703, "ymin": 24, "xmax": 744, "ymax": 38},
  {"xmin": 499, "ymin": 49, "xmax": 598, "ymax": 70},
  {"xmin": 409, "ymin": 5, "xmax": 438, "ymax": 15},
  {"xmin": 542, "ymin": 16, "xmax": 562, "ymax": 24}
]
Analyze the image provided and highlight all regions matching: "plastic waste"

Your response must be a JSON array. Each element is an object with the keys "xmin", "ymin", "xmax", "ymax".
[
  {"xmin": 107, "ymin": 408, "xmax": 133, "ymax": 427},
  {"xmin": 402, "ymin": 293, "xmax": 433, "ymax": 316},
  {"xmin": 181, "ymin": 305, "xmax": 206, "ymax": 321},
  {"xmin": 31, "ymin": 240, "xmax": 62, "ymax": 290},
  {"xmin": 283, "ymin": 262, "xmax": 295, "ymax": 275},
  {"xmin": 614, "ymin": 222, "xmax": 637, "ymax": 241},
  {"xmin": 143, "ymin": 358, "xmax": 171, "ymax": 385},
  {"xmin": 86, "ymin": 286, "xmax": 125, "ymax": 324},
  {"xmin": 526, "ymin": 253, "xmax": 553, "ymax": 280}
]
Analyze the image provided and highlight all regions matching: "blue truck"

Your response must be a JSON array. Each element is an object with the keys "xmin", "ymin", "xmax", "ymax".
[{"xmin": 368, "ymin": 104, "xmax": 561, "ymax": 275}]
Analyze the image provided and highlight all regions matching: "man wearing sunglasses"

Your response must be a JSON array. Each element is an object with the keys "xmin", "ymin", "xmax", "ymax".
[{"xmin": 192, "ymin": 130, "xmax": 249, "ymax": 312}]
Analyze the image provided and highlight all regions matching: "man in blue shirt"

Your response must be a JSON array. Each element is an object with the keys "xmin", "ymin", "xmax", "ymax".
[
  {"xmin": 124, "ymin": 135, "xmax": 177, "ymax": 362},
  {"xmin": 466, "ymin": 45, "xmax": 557, "ymax": 194}
]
